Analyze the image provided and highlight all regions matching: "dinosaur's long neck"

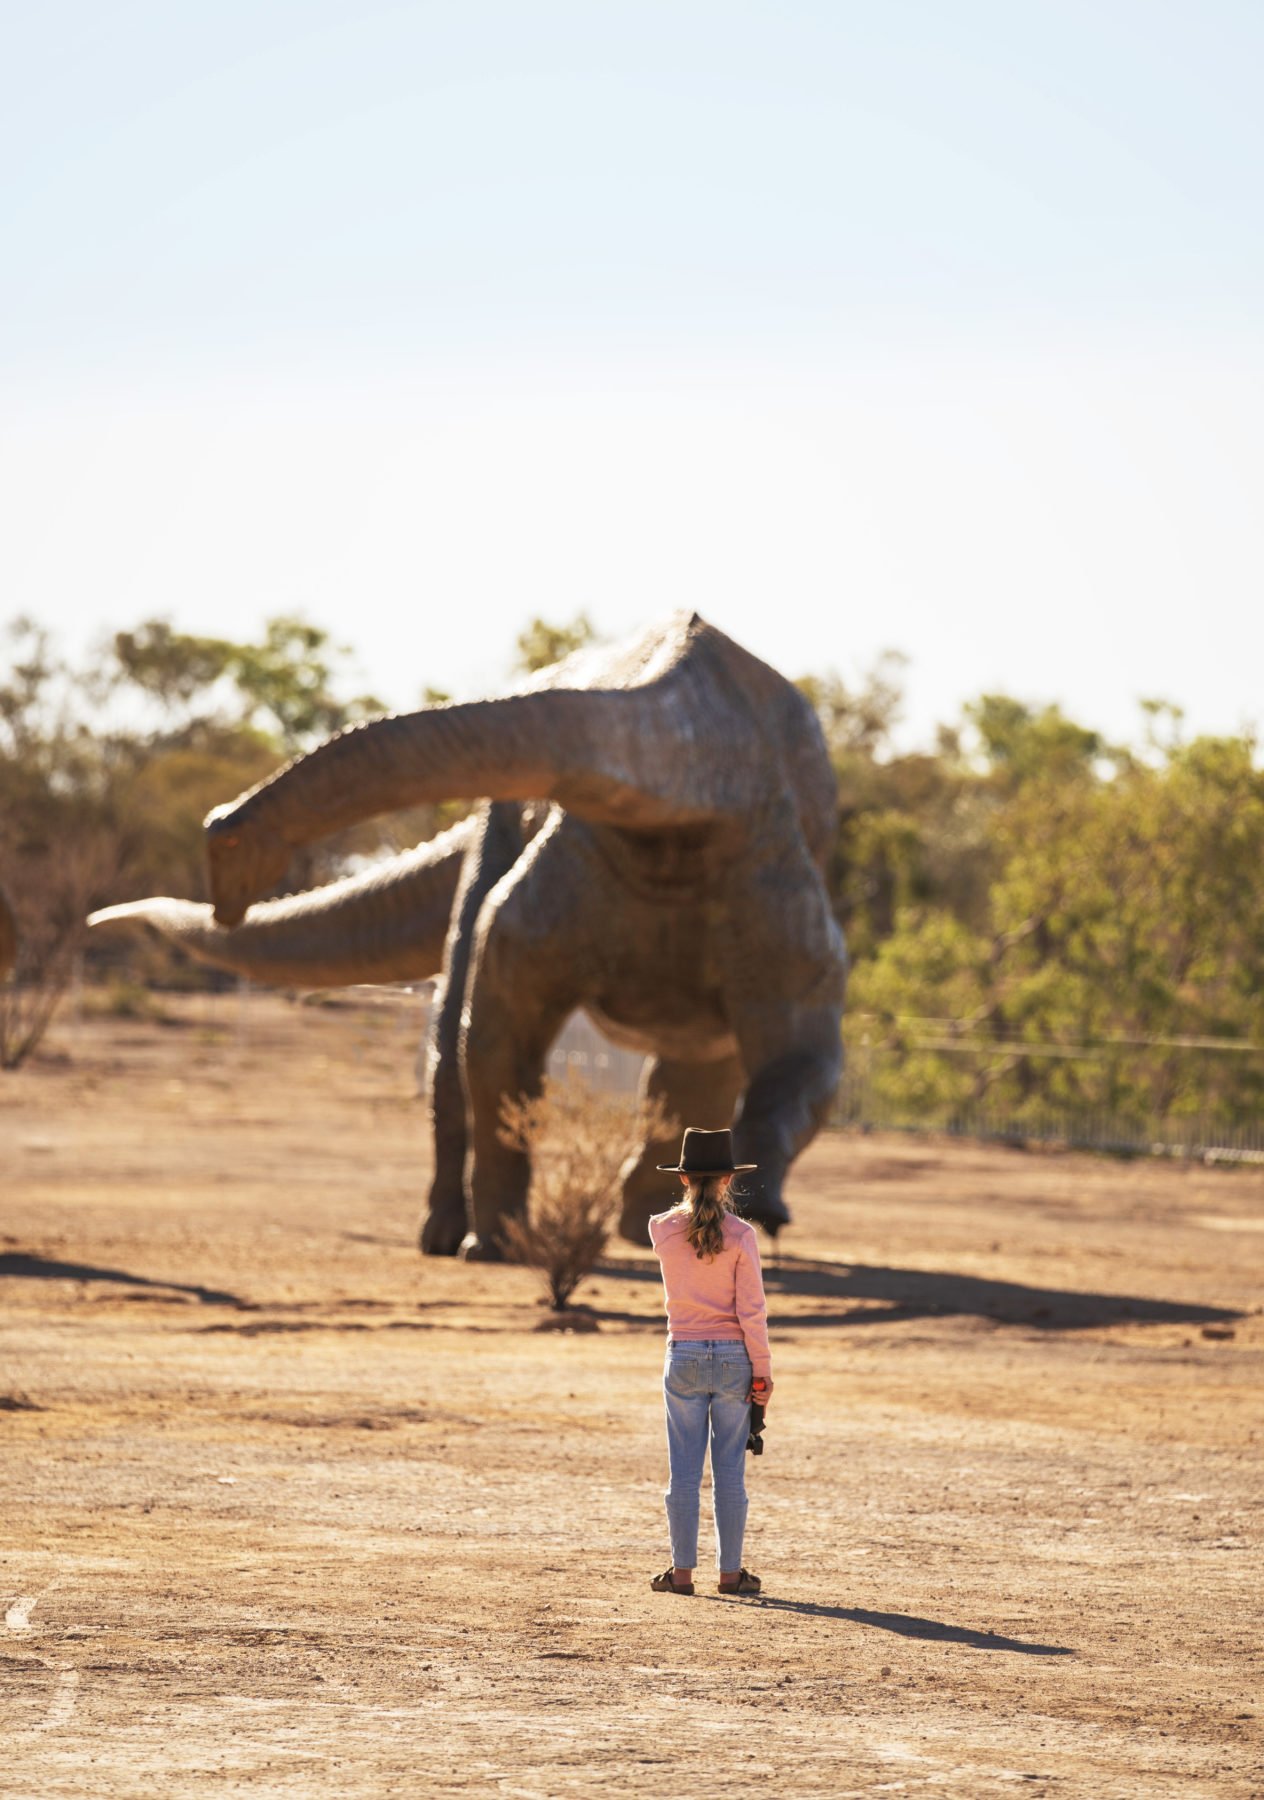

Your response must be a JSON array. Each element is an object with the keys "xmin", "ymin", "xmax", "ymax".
[{"xmin": 93, "ymin": 822, "xmax": 472, "ymax": 987}]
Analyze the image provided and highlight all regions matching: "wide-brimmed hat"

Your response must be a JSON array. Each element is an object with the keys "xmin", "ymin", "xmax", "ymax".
[{"xmin": 657, "ymin": 1126, "xmax": 756, "ymax": 1176}]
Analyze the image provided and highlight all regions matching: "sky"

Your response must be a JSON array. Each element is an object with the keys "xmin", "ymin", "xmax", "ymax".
[{"xmin": 3, "ymin": 0, "xmax": 1262, "ymax": 750}]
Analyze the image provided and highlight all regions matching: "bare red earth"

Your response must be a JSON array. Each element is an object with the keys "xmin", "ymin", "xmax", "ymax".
[{"xmin": 1, "ymin": 992, "xmax": 1260, "ymax": 1797}]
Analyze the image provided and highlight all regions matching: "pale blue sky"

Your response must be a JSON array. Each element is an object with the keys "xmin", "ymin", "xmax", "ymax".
[{"xmin": 3, "ymin": 1, "xmax": 1262, "ymax": 746}]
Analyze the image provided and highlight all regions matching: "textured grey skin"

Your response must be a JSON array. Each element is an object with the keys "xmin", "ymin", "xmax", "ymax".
[{"xmin": 99, "ymin": 613, "xmax": 848, "ymax": 1258}]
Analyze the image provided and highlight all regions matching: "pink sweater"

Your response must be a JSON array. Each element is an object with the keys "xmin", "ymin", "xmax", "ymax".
[{"xmin": 648, "ymin": 1208, "xmax": 772, "ymax": 1379}]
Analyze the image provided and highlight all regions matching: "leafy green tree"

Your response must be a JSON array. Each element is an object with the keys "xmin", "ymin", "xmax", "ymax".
[
  {"xmin": 110, "ymin": 619, "xmax": 235, "ymax": 712},
  {"xmin": 0, "ymin": 621, "xmax": 129, "ymax": 1061},
  {"xmin": 797, "ymin": 655, "xmax": 999, "ymax": 957},
  {"xmin": 514, "ymin": 613, "xmax": 598, "ymax": 674},
  {"xmin": 959, "ymin": 693, "xmax": 1122, "ymax": 790},
  {"xmin": 112, "ymin": 614, "xmax": 384, "ymax": 750},
  {"xmin": 796, "ymin": 653, "xmax": 907, "ymax": 765},
  {"xmin": 848, "ymin": 728, "xmax": 1264, "ymax": 1128},
  {"xmin": 0, "ymin": 612, "xmax": 395, "ymax": 1037}
]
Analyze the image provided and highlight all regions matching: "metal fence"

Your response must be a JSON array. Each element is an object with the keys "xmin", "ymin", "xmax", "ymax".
[
  {"xmin": 544, "ymin": 1008, "xmax": 648, "ymax": 1095},
  {"xmin": 542, "ymin": 1014, "xmax": 1264, "ymax": 1163},
  {"xmin": 831, "ymin": 1046, "xmax": 1264, "ymax": 1163}
]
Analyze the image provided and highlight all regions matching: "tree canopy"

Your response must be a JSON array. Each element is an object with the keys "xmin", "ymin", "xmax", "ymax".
[
  {"xmin": 513, "ymin": 612, "xmax": 598, "ymax": 674},
  {"xmin": 0, "ymin": 614, "xmax": 388, "ymax": 1038},
  {"xmin": 2, "ymin": 611, "xmax": 1260, "ymax": 1129},
  {"xmin": 111, "ymin": 614, "xmax": 384, "ymax": 750}
]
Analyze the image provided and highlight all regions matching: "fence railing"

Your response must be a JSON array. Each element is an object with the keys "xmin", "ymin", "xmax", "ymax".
[
  {"xmin": 97, "ymin": 982, "xmax": 1260, "ymax": 1164},
  {"xmin": 831, "ymin": 1043, "xmax": 1264, "ymax": 1162},
  {"xmin": 540, "ymin": 1015, "xmax": 1264, "ymax": 1162}
]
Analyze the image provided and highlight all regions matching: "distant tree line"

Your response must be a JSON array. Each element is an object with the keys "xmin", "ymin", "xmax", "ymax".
[{"xmin": 1, "ymin": 611, "xmax": 1261, "ymax": 1128}]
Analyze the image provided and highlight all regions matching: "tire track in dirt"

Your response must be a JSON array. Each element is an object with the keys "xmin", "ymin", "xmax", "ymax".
[{"xmin": 4, "ymin": 1582, "xmax": 80, "ymax": 1738}]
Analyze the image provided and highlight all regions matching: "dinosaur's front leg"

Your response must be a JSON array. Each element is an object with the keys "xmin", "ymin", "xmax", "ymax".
[
  {"xmin": 722, "ymin": 829, "xmax": 848, "ymax": 1235},
  {"xmin": 729, "ymin": 1002, "xmax": 844, "ymax": 1234}
]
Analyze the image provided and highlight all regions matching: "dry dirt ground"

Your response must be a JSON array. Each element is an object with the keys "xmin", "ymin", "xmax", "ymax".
[{"xmin": 1, "ymin": 991, "xmax": 1260, "ymax": 1799}]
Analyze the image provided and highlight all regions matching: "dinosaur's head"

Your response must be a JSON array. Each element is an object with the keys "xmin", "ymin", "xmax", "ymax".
[{"xmin": 205, "ymin": 803, "xmax": 292, "ymax": 928}]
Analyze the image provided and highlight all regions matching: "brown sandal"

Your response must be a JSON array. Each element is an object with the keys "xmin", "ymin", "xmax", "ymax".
[
  {"xmin": 718, "ymin": 1568, "xmax": 761, "ymax": 1594},
  {"xmin": 650, "ymin": 1568, "xmax": 694, "ymax": 1595}
]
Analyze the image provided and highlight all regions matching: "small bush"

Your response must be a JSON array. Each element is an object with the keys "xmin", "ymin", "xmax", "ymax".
[
  {"xmin": 84, "ymin": 977, "xmax": 167, "ymax": 1022},
  {"xmin": 498, "ymin": 1077, "xmax": 674, "ymax": 1311}
]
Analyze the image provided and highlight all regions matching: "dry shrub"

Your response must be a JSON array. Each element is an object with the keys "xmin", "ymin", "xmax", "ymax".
[
  {"xmin": 0, "ymin": 886, "xmax": 15, "ymax": 981},
  {"xmin": 0, "ymin": 837, "xmax": 120, "ymax": 1069},
  {"xmin": 499, "ymin": 1077, "xmax": 674, "ymax": 1311},
  {"xmin": 80, "ymin": 976, "xmax": 167, "ymax": 1022}
]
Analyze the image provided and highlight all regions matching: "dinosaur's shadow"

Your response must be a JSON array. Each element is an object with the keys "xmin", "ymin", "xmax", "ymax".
[
  {"xmin": 598, "ymin": 1253, "xmax": 1238, "ymax": 1332},
  {"xmin": 4, "ymin": 1249, "xmax": 1237, "ymax": 1334},
  {"xmin": 0, "ymin": 1252, "xmax": 243, "ymax": 1308}
]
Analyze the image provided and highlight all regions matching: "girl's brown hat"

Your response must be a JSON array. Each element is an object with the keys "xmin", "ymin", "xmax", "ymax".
[{"xmin": 657, "ymin": 1126, "xmax": 756, "ymax": 1176}]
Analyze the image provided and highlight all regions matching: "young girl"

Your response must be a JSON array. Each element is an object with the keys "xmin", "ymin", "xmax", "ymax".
[{"xmin": 648, "ymin": 1127, "xmax": 774, "ymax": 1596}]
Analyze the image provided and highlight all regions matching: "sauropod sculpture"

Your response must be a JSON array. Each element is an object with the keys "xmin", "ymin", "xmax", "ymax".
[{"xmin": 93, "ymin": 612, "xmax": 848, "ymax": 1257}]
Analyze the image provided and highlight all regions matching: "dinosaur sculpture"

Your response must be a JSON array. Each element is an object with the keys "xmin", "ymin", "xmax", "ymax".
[{"xmin": 92, "ymin": 613, "xmax": 847, "ymax": 1257}]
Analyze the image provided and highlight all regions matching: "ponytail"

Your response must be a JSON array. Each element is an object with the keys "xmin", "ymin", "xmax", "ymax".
[{"xmin": 680, "ymin": 1175, "xmax": 732, "ymax": 1261}]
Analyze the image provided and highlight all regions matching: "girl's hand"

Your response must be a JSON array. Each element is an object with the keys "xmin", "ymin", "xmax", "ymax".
[{"xmin": 749, "ymin": 1377, "xmax": 773, "ymax": 1408}]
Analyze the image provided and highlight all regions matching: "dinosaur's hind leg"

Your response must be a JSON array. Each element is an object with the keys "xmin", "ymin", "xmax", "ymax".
[
  {"xmin": 419, "ymin": 973, "xmax": 469, "ymax": 1255},
  {"xmin": 458, "ymin": 821, "xmax": 591, "ymax": 1261},
  {"xmin": 617, "ymin": 1052, "xmax": 745, "ymax": 1245}
]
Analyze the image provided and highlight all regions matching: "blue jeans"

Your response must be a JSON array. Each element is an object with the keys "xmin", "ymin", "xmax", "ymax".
[{"xmin": 663, "ymin": 1339, "xmax": 752, "ymax": 1571}]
